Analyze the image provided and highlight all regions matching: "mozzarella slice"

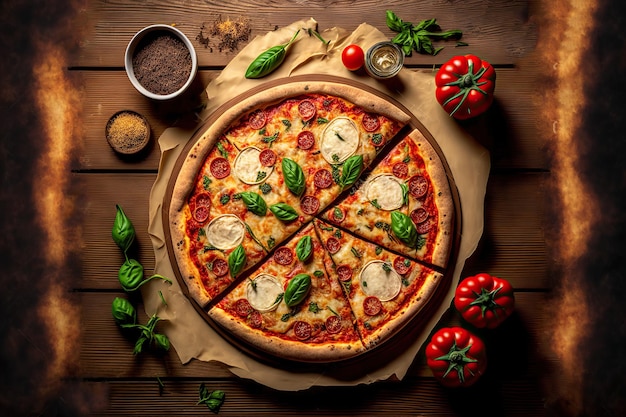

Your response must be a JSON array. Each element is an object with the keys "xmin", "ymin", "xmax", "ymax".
[
  {"xmin": 359, "ymin": 260, "xmax": 402, "ymax": 301},
  {"xmin": 233, "ymin": 146, "xmax": 273, "ymax": 184},
  {"xmin": 205, "ymin": 214, "xmax": 245, "ymax": 250},
  {"xmin": 320, "ymin": 117, "xmax": 359, "ymax": 164},
  {"xmin": 246, "ymin": 273, "xmax": 283, "ymax": 311},
  {"xmin": 365, "ymin": 174, "xmax": 404, "ymax": 211}
]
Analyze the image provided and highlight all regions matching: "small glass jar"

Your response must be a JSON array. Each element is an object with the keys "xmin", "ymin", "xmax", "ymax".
[{"xmin": 364, "ymin": 41, "xmax": 404, "ymax": 79}]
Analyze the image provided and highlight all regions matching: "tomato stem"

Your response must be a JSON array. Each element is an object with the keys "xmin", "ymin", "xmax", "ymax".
[
  {"xmin": 442, "ymin": 62, "xmax": 490, "ymax": 117},
  {"xmin": 435, "ymin": 341, "xmax": 477, "ymax": 384},
  {"xmin": 470, "ymin": 286, "xmax": 505, "ymax": 317}
]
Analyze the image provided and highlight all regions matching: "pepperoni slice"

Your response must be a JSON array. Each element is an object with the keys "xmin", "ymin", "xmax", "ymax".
[
  {"xmin": 274, "ymin": 247, "xmax": 294, "ymax": 265},
  {"xmin": 392, "ymin": 162, "xmax": 409, "ymax": 179},
  {"xmin": 410, "ymin": 207, "xmax": 429, "ymax": 224},
  {"xmin": 313, "ymin": 169, "xmax": 333, "ymax": 189},
  {"xmin": 210, "ymin": 157, "xmax": 230, "ymax": 179},
  {"xmin": 211, "ymin": 258, "xmax": 229, "ymax": 277},
  {"xmin": 416, "ymin": 217, "xmax": 435, "ymax": 234},
  {"xmin": 297, "ymin": 131, "xmax": 315, "ymax": 150},
  {"xmin": 301, "ymin": 195, "xmax": 320, "ymax": 215},
  {"xmin": 194, "ymin": 192, "xmax": 211, "ymax": 207},
  {"xmin": 248, "ymin": 109, "xmax": 267, "ymax": 130},
  {"xmin": 259, "ymin": 148, "xmax": 277, "ymax": 167},
  {"xmin": 326, "ymin": 237, "xmax": 341, "ymax": 254},
  {"xmin": 248, "ymin": 311, "xmax": 263, "ymax": 328},
  {"xmin": 193, "ymin": 205, "xmax": 209, "ymax": 223},
  {"xmin": 362, "ymin": 113, "xmax": 381, "ymax": 132},
  {"xmin": 293, "ymin": 320, "xmax": 312, "ymax": 340},
  {"xmin": 234, "ymin": 298, "xmax": 254, "ymax": 318},
  {"xmin": 363, "ymin": 296, "xmax": 382, "ymax": 316},
  {"xmin": 393, "ymin": 256, "xmax": 412, "ymax": 275},
  {"xmin": 298, "ymin": 99, "xmax": 317, "ymax": 121},
  {"xmin": 408, "ymin": 175, "xmax": 429, "ymax": 198},
  {"xmin": 336, "ymin": 264, "xmax": 353, "ymax": 282},
  {"xmin": 330, "ymin": 206, "xmax": 345, "ymax": 224},
  {"xmin": 325, "ymin": 315, "xmax": 342, "ymax": 334}
]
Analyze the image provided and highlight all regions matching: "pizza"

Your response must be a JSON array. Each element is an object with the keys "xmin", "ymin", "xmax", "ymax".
[{"xmin": 166, "ymin": 80, "xmax": 457, "ymax": 362}]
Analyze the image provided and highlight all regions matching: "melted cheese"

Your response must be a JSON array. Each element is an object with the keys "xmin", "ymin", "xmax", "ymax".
[
  {"xmin": 365, "ymin": 174, "xmax": 404, "ymax": 211},
  {"xmin": 320, "ymin": 117, "xmax": 359, "ymax": 164},
  {"xmin": 233, "ymin": 146, "xmax": 273, "ymax": 184},
  {"xmin": 246, "ymin": 274, "xmax": 283, "ymax": 311},
  {"xmin": 359, "ymin": 260, "xmax": 402, "ymax": 301},
  {"xmin": 205, "ymin": 214, "xmax": 245, "ymax": 250}
]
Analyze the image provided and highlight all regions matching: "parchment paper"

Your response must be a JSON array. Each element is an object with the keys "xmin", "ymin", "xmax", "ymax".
[{"xmin": 143, "ymin": 19, "xmax": 490, "ymax": 390}]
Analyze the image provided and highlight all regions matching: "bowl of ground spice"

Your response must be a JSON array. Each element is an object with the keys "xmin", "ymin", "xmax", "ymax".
[
  {"xmin": 125, "ymin": 24, "xmax": 198, "ymax": 100},
  {"xmin": 105, "ymin": 110, "xmax": 151, "ymax": 155}
]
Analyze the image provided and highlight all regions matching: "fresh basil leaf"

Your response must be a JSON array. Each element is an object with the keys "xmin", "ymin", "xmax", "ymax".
[
  {"xmin": 295, "ymin": 235, "xmax": 313, "ymax": 262},
  {"xmin": 270, "ymin": 202, "xmax": 299, "ymax": 222},
  {"xmin": 282, "ymin": 158, "xmax": 306, "ymax": 196},
  {"xmin": 341, "ymin": 154, "xmax": 363, "ymax": 188},
  {"xmin": 228, "ymin": 244, "xmax": 246, "ymax": 277},
  {"xmin": 111, "ymin": 297, "xmax": 136, "ymax": 326},
  {"xmin": 118, "ymin": 258, "xmax": 144, "ymax": 291},
  {"xmin": 112, "ymin": 204, "xmax": 135, "ymax": 253},
  {"xmin": 239, "ymin": 191, "xmax": 267, "ymax": 216},
  {"xmin": 245, "ymin": 30, "xmax": 300, "ymax": 79},
  {"xmin": 153, "ymin": 333, "xmax": 170, "ymax": 351},
  {"xmin": 386, "ymin": 10, "xmax": 406, "ymax": 32},
  {"xmin": 391, "ymin": 211, "xmax": 418, "ymax": 248},
  {"xmin": 284, "ymin": 273, "xmax": 311, "ymax": 307}
]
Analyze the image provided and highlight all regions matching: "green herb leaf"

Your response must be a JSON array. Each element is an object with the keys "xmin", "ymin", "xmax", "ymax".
[
  {"xmin": 111, "ymin": 297, "xmax": 136, "ymax": 326},
  {"xmin": 239, "ymin": 191, "xmax": 267, "ymax": 216},
  {"xmin": 270, "ymin": 202, "xmax": 299, "ymax": 222},
  {"xmin": 216, "ymin": 141, "xmax": 229, "ymax": 158},
  {"xmin": 220, "ymin": 194, "xmax": 230, "ymax": 205},
  {"xmin": 118, "ymin": 258, "xmax": 144, "ymax": 291},
  {"xmin": 259, "ymin": 183, "xmax": 272, "ymax": 195},
  {"xmin": 282, "ymin": 158, "xmax": 306, "ymax": 196},
  {"xmin": 112, "ymin": 204, "xmax": 136, "ymax": 254},
  {"xmin": 228, "ymin": 244, "xmax": 247, "ymax": 277},
  {"xmin": 295, "ymin": 235, "xmax": 313, "ymax": 262},
  {"xmin": 284, "ymin": 273, "xmax": 311, "ymax": 307},
  {"xmin": 245, "ymin": 29, "xmax": 300, "ymax": 79},
  {"xmin": 341, "ymin": 154, "xmax": 363, "ymax": 188},
  {"xmin": 391, "ymin": 211, "xmax": 419, "ymax": 248},
  {"xmin": 309, "ymin": 302, "xmax": 320, "ymax": 313}
]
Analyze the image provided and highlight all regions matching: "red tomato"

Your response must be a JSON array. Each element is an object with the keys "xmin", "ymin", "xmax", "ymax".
[
  {"xmin": 454, "ymin": 273, "xmax": 515, "ymax": 329},
  {"xmin": 341, "ymin": 44, "xmax": 365, "ymax": 71},
  {"xmin": 425, "ymin": 327, "xmax": 487, "ymax": 387},
  {"xmin": 435, "ymin": 54, "xmax": 496, "ymax": 120}
]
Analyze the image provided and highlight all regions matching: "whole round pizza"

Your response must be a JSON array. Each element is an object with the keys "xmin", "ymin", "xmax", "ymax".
[{"xmin": 165, "ymin": 79, "xmax": 458, "ymax": 363}]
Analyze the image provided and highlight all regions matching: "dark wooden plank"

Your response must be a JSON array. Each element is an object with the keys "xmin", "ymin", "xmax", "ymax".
[
  {"xmin": 76, "ymin": 171, "xmax": 549, "ymax": 290},
  {"xmin": 75, "ymin": 67, "xmax": 548, "ymax": 171},
  {"xmin": 75, "ymin": 0, "xmax": 537, "ymax": 68},
  {"xmin": 79, "ymin": 292, "xmax": 551, "ymax": 381}
]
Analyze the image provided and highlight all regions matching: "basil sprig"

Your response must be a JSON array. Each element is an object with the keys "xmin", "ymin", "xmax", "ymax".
[
  {"xmin": 340, "ymin": 154, "xmax": 363, "ymax": 188},
  {"xmin": 228, "ymin": 244, "xmax": 247, "ymax": 277},
  {"xmin": 386, "ymin": 10, "xmax": 463, "ymax": 56},
  {"xmin": 282, "ymin": 158, "xmax": 306, "ymax": 197},
  {"xmin": 112, "ymin": 204, "xmax": 135, "ymax": 254},
  {"xmin": 295, "ymin": 235, "xmax": 313, "ymax": 262},
  {"xmin": 270, "ymin": 202, "xmax": 299, "ymax": 222},
  {"xmin": 197, "ymin": 383, "xmax": 226, "ymax": 413},
  {"xmin": 284, "ymin": 273, "xmax": 312, "ymax": 307},
  {"xmin": 245, "ymin": 29, "xmax": 301, "ymax": 79},
  {"xmin": 391, "ymin": 211, "xmax": 419, "ymax": 248},
  {"xmin": 240, "ymin": 191, "xmax": 267, "ymax": 216},
  {"xmin": 118, "ymin": 258, "xmax": 172, "ymax": 292}
]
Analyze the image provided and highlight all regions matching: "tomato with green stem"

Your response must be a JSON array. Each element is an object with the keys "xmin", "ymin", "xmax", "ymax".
[
  {"xmin": 454, "ymin": 272, "xmax": 515, "ymax": 329},
  {"xmin": 425, "ymin": 326, "xmax": 487, "ymax": 387},
  {"xmin": 435, "ymin": 54, "xmax": 496, "ymax": 120}
]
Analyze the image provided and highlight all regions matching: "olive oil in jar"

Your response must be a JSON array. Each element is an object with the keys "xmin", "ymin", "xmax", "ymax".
[{"xmin": 365, "ymin": 42, "xmax": 404, "ymax": 79}]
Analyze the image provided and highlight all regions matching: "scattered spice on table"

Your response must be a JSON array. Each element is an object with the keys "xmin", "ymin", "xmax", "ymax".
[
  {"xmin": 106, "ymin": 111, "xmax": 150, "ymax": 154},
  {"xmin": 132, "ymin": 32, "xmax": 192, "ymax": 95},
  {"xmin": 197, "ymin": 16, "xmax": 251, "ymax": 52}
]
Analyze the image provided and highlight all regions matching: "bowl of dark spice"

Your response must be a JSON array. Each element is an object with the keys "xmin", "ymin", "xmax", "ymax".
[
  {"xmin": 125, "ymin": 24, "xmax": 198, "ymax": 100},
  {"xmin": 105, "ymin": 110, "xmax": 151, "ymax": 155}
]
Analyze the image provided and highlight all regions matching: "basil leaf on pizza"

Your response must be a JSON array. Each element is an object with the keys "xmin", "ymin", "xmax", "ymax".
[
  {"xmin": 228, "ymin": 244, "xmax": 246, "ymax": 277},
  {"xmin": 239, "ymin": 191, "xmax": 267, "ymax": 216},
  {"xmin": 282, "ymin": 158, "xmax": 306, "ymax": 197},
  {"xmin": 284, "ymin": 273, "xmax": 311, "ymax": 307},
  {"xmin": 341, "ymin": 154, "xmax": 363, "ymax": 188},
  {"xmin": 391, "ymin": 211, "xmax": 419, "ymax": 248},
  {"xmin": 270, "ymin": 203, "xmax": 298, "ymax": 222},
  {"xmin": 295, "ymin": 235, "xmax": 313, "ymax": 262}
]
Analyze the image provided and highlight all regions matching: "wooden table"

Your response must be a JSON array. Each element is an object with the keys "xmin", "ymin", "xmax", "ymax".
[{"xmin": 4, "ymin": 0, "xmax": 578, "ymax": 415}]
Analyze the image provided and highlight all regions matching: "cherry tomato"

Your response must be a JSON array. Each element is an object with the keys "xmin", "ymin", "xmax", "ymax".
[{"xmin": 341, "ymin": 44, "xmax": 365, "ymax": 71}]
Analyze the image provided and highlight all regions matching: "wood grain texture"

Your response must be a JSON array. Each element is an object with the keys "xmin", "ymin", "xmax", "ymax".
[
  {"xmin": 74, "ymin": 0, "xmax": 537, "ymax": 68},
  {"xmin": 74, "ymin": 171, "xmax": 549, "ymax": 290},
  {"xmin": 78, "ymin": 292, "xmax": 552, "ymax": 380}
]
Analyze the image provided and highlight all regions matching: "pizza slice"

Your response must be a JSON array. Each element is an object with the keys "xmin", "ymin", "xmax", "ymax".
[
  {"xmin": 313, "ymin": 219, "xmax": 443, "ymax": 349},
  {"xmin": 321, "ymin": 129, "xmax": 455, "ymax": 269},
  {"xmin": 208, "ymin": 222, "xmax": 365, "ymax": 362}
]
